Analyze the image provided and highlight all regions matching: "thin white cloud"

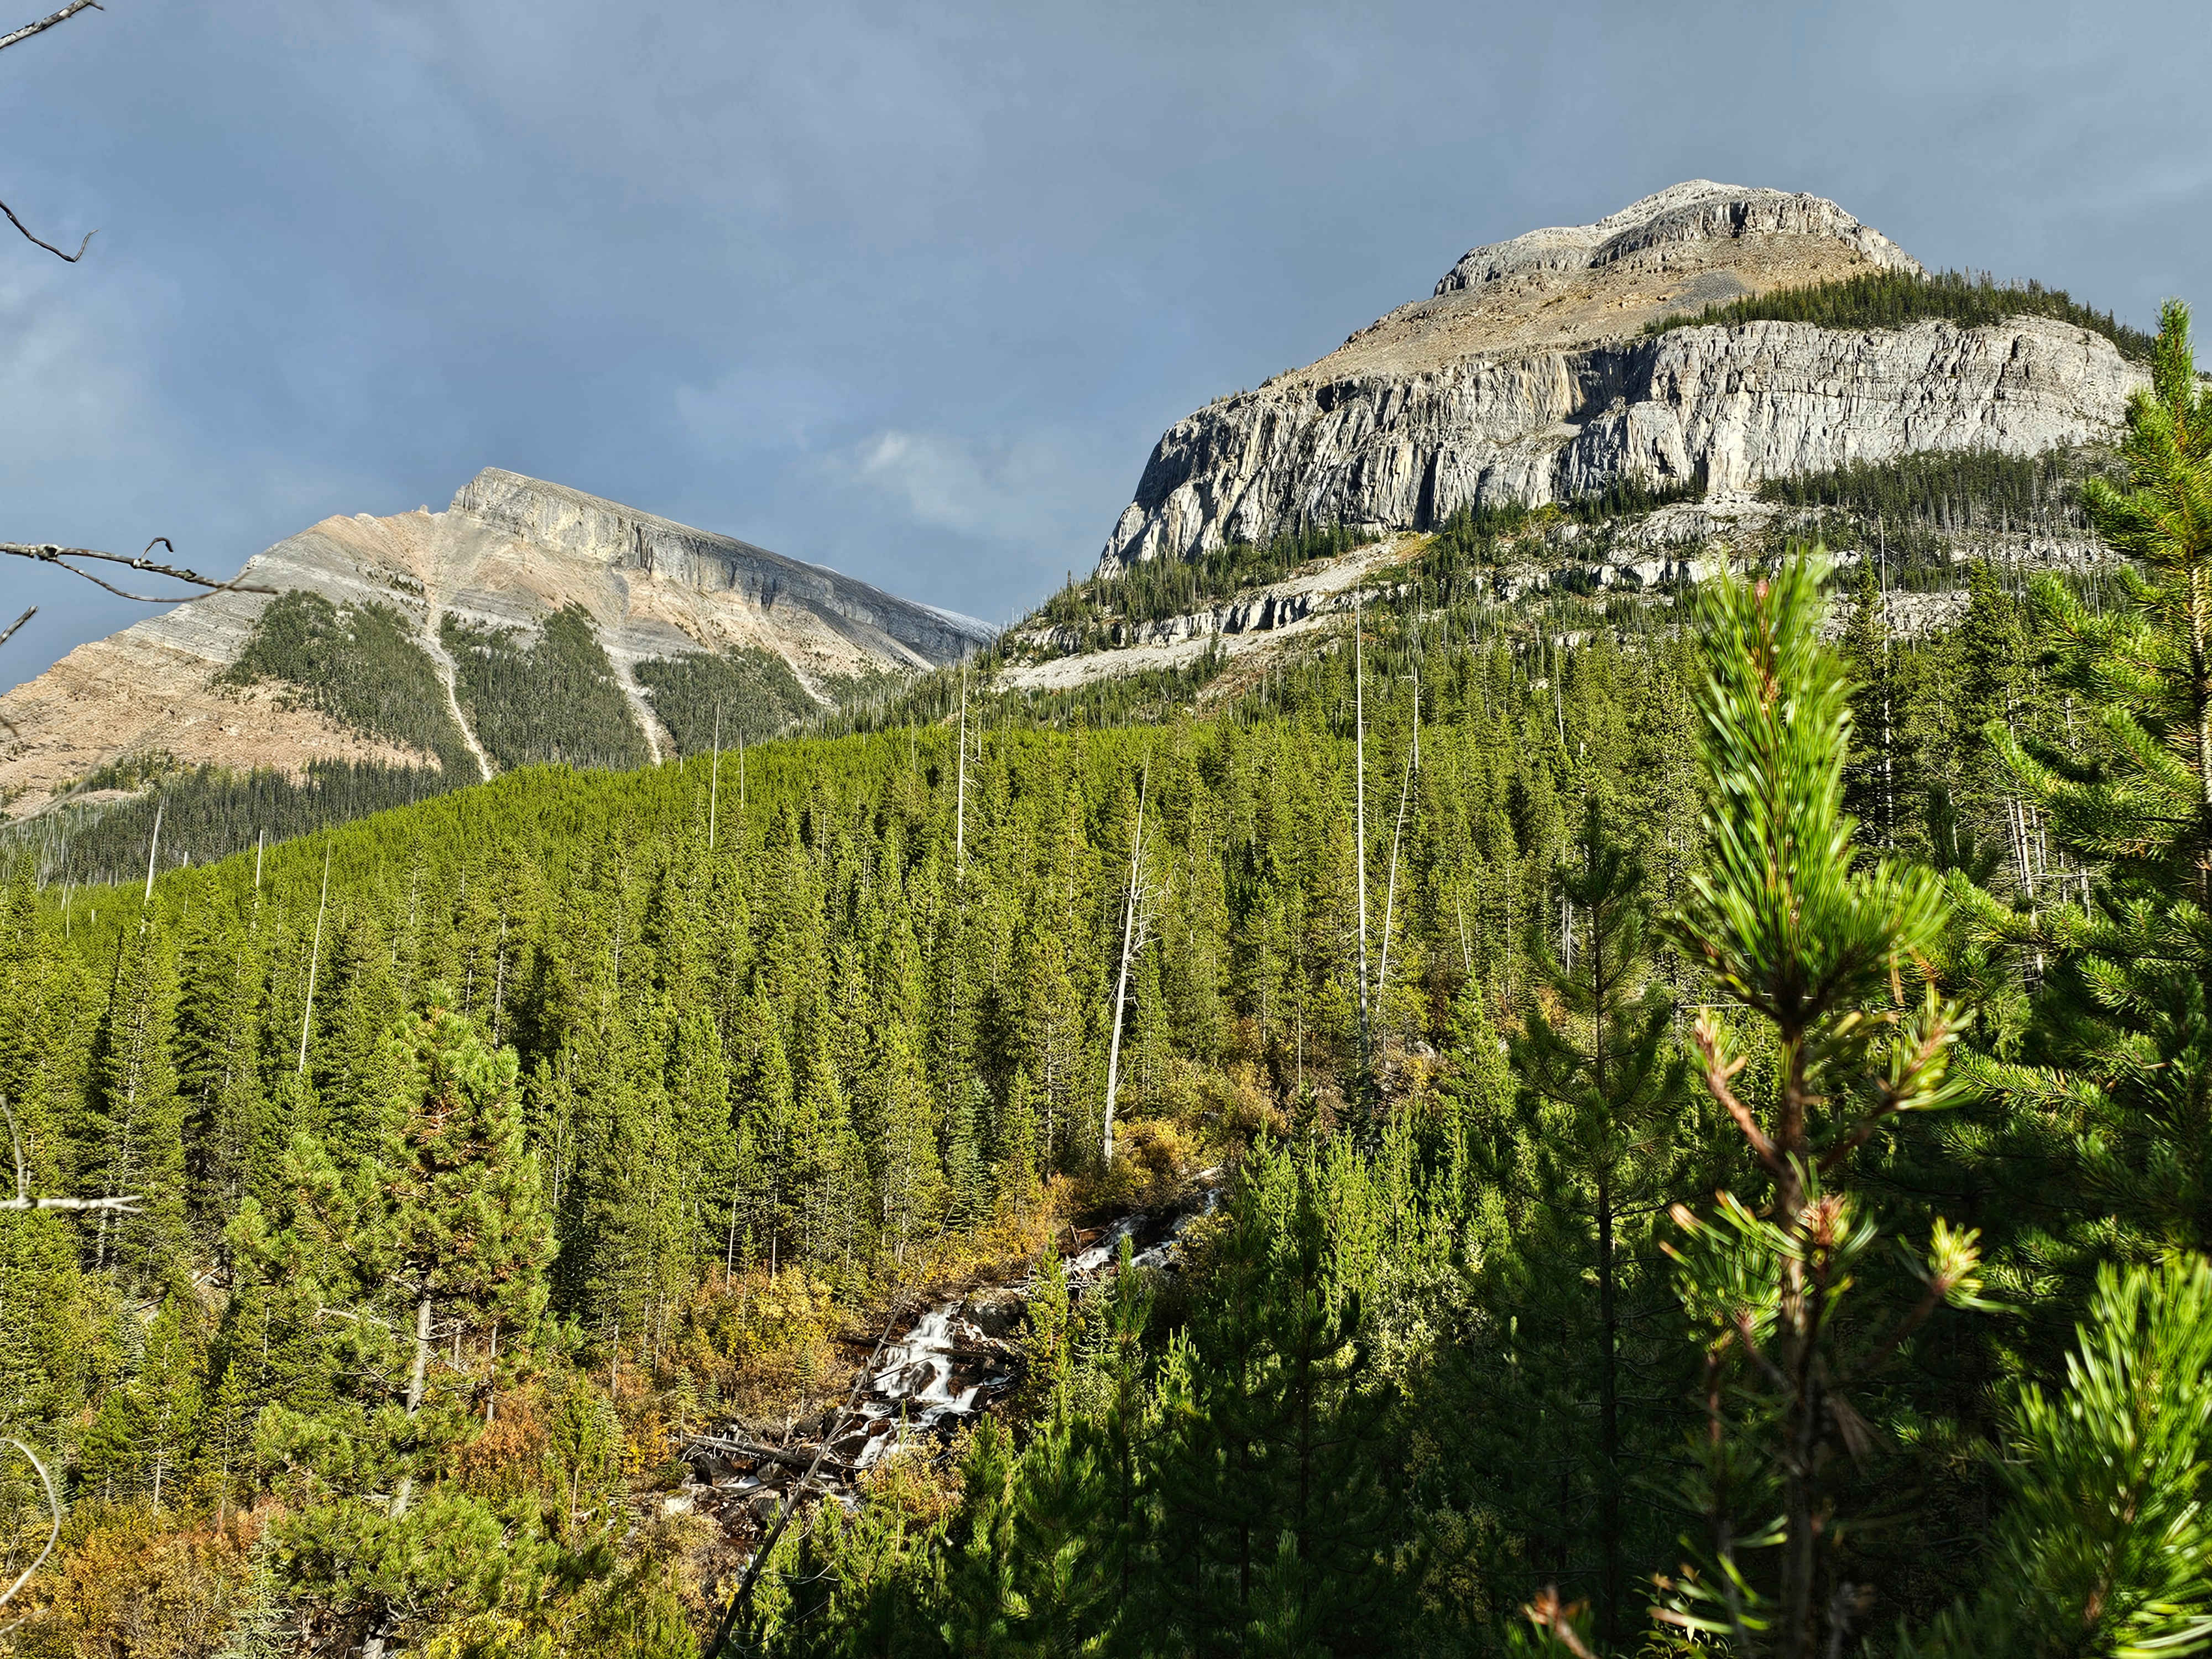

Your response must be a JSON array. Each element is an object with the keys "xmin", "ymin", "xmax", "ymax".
[
  {"xmin": 846, "ymin": 428, "xmax": 1088, "ymax": 548},
  {"xmin": 672, "ymin": 366, "xmax": 859, "ymax": 455}
]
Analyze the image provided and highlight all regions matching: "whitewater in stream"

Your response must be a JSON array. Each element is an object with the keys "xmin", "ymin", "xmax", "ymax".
[
  {"xmin": 826, "ymin": 1183, "xmax": 1224, "ymax": 1476},
  {"xmin": 842, "ymin": 1302, "xmax": 989, "ymax": 1471}
]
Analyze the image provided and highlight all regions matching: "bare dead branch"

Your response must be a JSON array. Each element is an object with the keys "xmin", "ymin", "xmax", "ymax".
[
  {"xmin": 0, "ymin": 1438, "xmax": 60, "ymax": 1623},
  {"xmin": 2, "ymin": 2, "xmax": 103, "ymax": 264},
  {"xmin": 0, "ymin": 1096, "xmax": 139, "ymax": 1214},
  {"xmin": 0, "ymin": 541, "xmax": 272, "ymax": 605},
  {"xmin": 0, "ymin": 0, "xmax": 98, "ymax": 56},
  {"xmin": 686, "ymin": 1432, "xmax": 858, "ymax": 1476},
  {"xmin": 0, "ymin": 196, "xmax": 92, "ymax": 262},
  {"xmin": 0, "ymin": 608, "xmax": 24, "ymax": 739}
]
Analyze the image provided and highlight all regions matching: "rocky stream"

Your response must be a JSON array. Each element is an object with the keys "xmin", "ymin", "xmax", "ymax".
[{"xmin": 673, "ymin": 1182, "xmax": 1220, "ymax": 1559}]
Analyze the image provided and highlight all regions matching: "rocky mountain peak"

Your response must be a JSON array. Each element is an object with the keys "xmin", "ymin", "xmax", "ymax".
[
  {"xmin": 1097, "ymin": 183, "xmax": 2144, "ymax": 572},
  {"xmin": 1430, "ymin": 180, "xmax": 1922, "ymax": 297},
  {"xmin": 450, "ymin": 466, "xmax": 784, "ymax": 575},
  {"xmin": 1, "ymin": 469, "xmax": 990, "ymax": 821}
]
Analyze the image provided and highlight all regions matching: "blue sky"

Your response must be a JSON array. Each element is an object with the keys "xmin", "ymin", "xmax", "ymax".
[{"xmin": 4, "ymin": 0, "xmax": 2207, "ymax": 688}]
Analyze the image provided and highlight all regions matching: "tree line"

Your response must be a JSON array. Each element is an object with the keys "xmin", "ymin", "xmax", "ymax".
[{"xmin": 1645, "ymin": 267, "xmax": 2157, "ymax": 362}]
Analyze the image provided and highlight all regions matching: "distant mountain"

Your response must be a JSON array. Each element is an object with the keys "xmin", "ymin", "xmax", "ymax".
[
  {"xmin": 1100, "ymin": 180, "xmax": 2146, "ymax": 571},
  {"xmin": 1, "ymin": 468, "xmax": 992, "ymax": 828}
]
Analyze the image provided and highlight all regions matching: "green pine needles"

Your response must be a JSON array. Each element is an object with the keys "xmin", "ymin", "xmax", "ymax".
[
  {"xmin": 1958, "ymin": 301, "xmax": 2212, "ymax": 1256},
  {"xmin": 1661, "ymin": 551, "xmax": 1985, "ymax": 1659}
]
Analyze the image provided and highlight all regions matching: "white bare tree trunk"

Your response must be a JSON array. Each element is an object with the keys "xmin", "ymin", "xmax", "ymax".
[{"xmin": 1103, "ymin": 764, "xmax": 1149, "ymax": 1164}]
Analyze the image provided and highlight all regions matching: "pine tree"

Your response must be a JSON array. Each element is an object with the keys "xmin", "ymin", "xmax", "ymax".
[
  {"xmin": 1838, "ymin": 559, "xmax": 1900, "ymax": 853},
  {"xmin": 82, "ymin": 931, "xmax": 187, "ymax": 1290},
  {"xmin": 254, "ymin": 992, "xmax": 555, "ymax": 1657},
  {"xmin": 1901, "ymin": 1260, "xmax": 2212, "ymax": 1659},
  {"xmin": 1661, "ymin": 551, "xmax": 1988, "ymax": 1659},
  {"xmin": 994, "ymin": 1068, "xmax": 1041, "ymax": 1220},
  {"xmin": 942, "ymin": 1079, "xmax": 988, "ymax": 1230},
  {"xmin": 174, "ymin": 899, "xmax": 266, "ymax": 1237},
  {"xmin": 1511, "ymin": 795, "xmax": 1685, "ymax": 1647},
  {"xmin": 789, "ymin": 1020, "xmax": 865, "ymax": 1270},
  {"xmin": 867, "ymin": 917, "xmax": 945, "ymax": 1261},
  {"xmin": 304, "ymin": 913, "xmax": 407, "ymax": 1167},
  {"xmin": 1960, "ymin": 301, "xmax": 2212, "ymax": 1256},
  {"xmin": 731, "ymin": 989, "xmax": 797, "ymax": 1274},
  {"xmin": 77, "ymin": 1290, "xmax": 206, "ymax": 1507},
  {"xmin": 871, "ymin": 1018, "xmax": 944, "ymax": 1261},
  {"xmin": 1147, "ymin": 1152, "xmax": 1394, "ymax": 1655}
]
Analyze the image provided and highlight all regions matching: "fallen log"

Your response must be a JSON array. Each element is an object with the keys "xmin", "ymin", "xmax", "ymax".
[{"xmin": 686, "ymin": 1433, "xmax": 859, "ymax": 1475}]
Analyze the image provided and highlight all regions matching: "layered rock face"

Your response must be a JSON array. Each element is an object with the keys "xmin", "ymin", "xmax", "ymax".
[
  {"xmin": 0, "ymin": 470, "xmax": 990, "ymax": 813},
  {"xmin": 450, "ymin": 469, "xmax": 985, "ymax": 666},
  {"xmin": 1100, "ymin": 181, "xmax": 2145, "ymax": 572},
  {"xmin": 1430, "ymin": 180, "xmax": 1919, "ymax": 295}
]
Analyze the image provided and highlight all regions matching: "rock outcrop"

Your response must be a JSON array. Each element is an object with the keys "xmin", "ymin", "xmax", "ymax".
[
  {"xmin": 1099, "ymin": 182, "xmax": 2146, "ymax": 572},
  {"xmin": 1430, "ymin": 180, "xmax": 1919, "ymax": 296},
  {"xmin": 449, "ymin": 469, "xmax": 986, "ymax": 667},
  {"xmin": 0, "ymin": 470, "xmax": 991, "ymax": 814}
]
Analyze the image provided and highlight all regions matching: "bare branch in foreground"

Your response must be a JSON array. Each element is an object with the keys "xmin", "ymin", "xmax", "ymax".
[
  {"xmin": 0, "ymin": 608, "xmax": 28, "ymax": 738},
  {"xmin": 0, "ymin": 1098, "xmax": 139, "ymax": 1214},
  {"xmin": 0, "ymin": 0, "xmax": 100, "ymax": 56},
  {"xmin": 0, "ymin": 196, "xmax": 93, "ymax": 262},
  {"xmin": 0, "ymin": 1438, "xmax": 60, "ymax": 1625},
  {"xmin": 2, "ymin": 2, "xmax": 105, "ymax": 259},
  {"xmin": 0, "ymin": 540, "xmax": 271, "ymax": 605}
]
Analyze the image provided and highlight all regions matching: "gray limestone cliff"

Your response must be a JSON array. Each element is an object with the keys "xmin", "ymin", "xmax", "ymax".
[
  {"xmin": 450, "ymin": 468, "xmax": 988, "ymax": 667},
  {"xmin": 1099, "ymin": 181, "xmax": 2146, "ymax": 573}
]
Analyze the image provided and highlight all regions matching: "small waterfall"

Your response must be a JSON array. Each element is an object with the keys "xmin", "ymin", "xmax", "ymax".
[
  {"xmin": 690, "ymin": 1177, "xmax": 1227, "ymax": 1532},
  {"xmin": 864, "ymin": 1301, "xmax": 984, "ymax": 1436},
  {"xmin": 1071, "ymin": 1214, "xmax": 1145, "ymax": 1276}
]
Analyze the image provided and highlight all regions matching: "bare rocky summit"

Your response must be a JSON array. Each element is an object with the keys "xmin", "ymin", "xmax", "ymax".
[
  {"xmin": 1099, "ymin": 181, "xmax": 2146, "ymax": 572},
  {"xmin": 1428, "ymin": 180, "xmax": 1918, "ymax": 298},
  {"xmin": 1, "ymin": 470, "xmax": 990, "ymax": 815}
]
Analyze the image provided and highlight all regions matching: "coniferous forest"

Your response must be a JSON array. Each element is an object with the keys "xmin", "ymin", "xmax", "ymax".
[{"xmin": 6, "ymin": 306, "xmax": 2212, "ymax": 1658}]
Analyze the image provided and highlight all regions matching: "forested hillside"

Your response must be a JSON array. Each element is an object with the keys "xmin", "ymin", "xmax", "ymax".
[{"xmin": 3, "ymin": 307, "xmax": 2211, "ymax": 1658}]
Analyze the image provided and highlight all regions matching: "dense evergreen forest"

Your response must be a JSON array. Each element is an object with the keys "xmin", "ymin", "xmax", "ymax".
[
  {"xmin": 4, "ymin": 306, "xmax": 2211, "ymax": 1658},
  {"xmin": 1645, "ymin": 267, "xmax": 2158, "ymax": 362}
]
